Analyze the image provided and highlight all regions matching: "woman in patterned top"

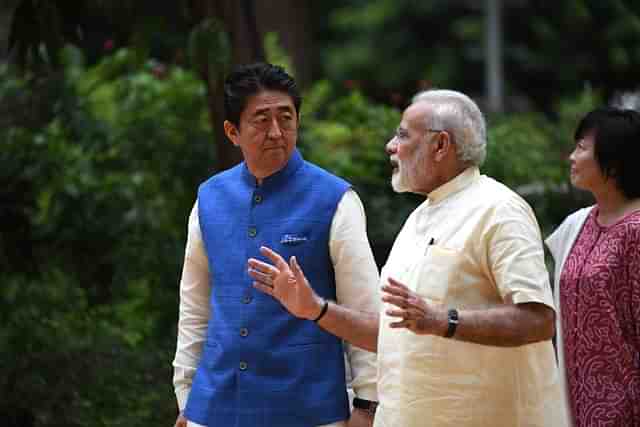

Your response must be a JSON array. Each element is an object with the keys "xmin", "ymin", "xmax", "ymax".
[{"xmin": 546, "ymin": 107, "xmax": 640, "ymax": 427}]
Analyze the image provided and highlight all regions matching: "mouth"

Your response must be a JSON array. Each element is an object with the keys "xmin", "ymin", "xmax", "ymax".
[{"xmin": 264, "ymin": 145, "xmax": 286, "ymax": 152}]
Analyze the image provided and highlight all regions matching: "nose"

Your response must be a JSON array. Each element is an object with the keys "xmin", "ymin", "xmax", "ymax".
[
  {"xmin": 568, "ymin": 148, "xmax": 576, "ymax": 163},
  {"xmin": 386, "ymin": 137, "xmax": 398, "ymax": 155},
  {"xmin": 267, "ymin": 117, "xmax": 283, "ymax": 139}
]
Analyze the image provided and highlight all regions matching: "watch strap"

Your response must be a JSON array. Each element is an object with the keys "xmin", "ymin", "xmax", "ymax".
[
  {"xmin": 444, "ymin": 308, "xmax": 459, "ymax": 338},
  {"xmin": 353, "ymin": 397, "xmax": 378, "ymax": 416}
]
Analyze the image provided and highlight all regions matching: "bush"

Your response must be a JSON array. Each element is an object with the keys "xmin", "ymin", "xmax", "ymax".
[{"xmin": 1, "ymin": 47, "xmax": 214, "ymax": 426}]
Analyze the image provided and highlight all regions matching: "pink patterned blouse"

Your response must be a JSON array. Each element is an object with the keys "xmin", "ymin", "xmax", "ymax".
[{"xmin": 560, "ymin": 207, "xmax": 640, "ymax": 427}]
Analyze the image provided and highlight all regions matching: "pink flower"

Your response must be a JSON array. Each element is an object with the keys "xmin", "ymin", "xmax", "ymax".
[{"xmin": 103, "ymin": 39, "xmax": 114, "ymax": 51}]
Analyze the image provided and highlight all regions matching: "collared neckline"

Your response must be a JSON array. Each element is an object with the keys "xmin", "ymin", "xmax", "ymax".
[
  {"xmin": 427, "ymin": 166, "xmax": 480, "ymax": 204},
  {"xmin": 241, "ymin": 149, "xmax": 304, "ymax": 188}
]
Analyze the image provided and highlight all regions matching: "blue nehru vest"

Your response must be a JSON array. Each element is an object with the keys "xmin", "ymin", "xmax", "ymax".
[{"xmin": 184, "ymin": 150, "xmax": 351, "ymax": 427}]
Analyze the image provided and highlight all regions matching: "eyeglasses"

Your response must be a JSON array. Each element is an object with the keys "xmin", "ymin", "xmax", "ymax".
[{"xmin": 393, "ymin": 127, "xmax": 448, "ymax": 143}]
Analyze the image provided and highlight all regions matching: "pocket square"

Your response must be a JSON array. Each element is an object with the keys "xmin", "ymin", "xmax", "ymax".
[{"xmin": 280, "ymin": 234, "xmax": 308, "ymax": 245}]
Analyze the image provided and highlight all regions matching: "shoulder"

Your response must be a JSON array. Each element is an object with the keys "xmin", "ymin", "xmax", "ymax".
[
  {"xmin": 552, "ymin": 205, "xmax": 594, "ymax": 236},
  {"xmin": 615, "ymin": 210, "xmax": 640, "ymax": 243},
  {"xmin": 302, "ymin": 160, "xmax": 351, "ymax": 189},
  {"xmin": 476, "ymin": 176, "xmax": 535, "ymax": 218},
  {"xmin": 198, "ymin": 163, "xmax": 243, "ymax": 190}
]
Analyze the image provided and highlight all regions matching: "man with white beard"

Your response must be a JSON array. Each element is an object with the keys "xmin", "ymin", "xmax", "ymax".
[{"xmin": 249, "ymin": 89, "xmax": 569, "ymax": 427}]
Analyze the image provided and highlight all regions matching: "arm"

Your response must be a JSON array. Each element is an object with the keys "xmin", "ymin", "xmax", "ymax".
[
  {"xmin": 248, "ymin": 247, "xmax": 379, "ymax": 352},
  {"xmin": 382, "ymin": 277, "xmax": 554, "ymax": 346},
  {"xmin": 172, "ymin": 202, "xmax": 210, "ymax": 421},
  {"xmin": 328, "ymin": 190, "xmax": 379, "ymax": 424},
  {"xmin": 382, "ymin": 198, "xmax": 556, "ymax": 347}
]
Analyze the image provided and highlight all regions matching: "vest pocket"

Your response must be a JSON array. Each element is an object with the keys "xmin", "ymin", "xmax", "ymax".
[{"xmin": 253, "ymin": 342, "xmax": 323, "ymax": 391}]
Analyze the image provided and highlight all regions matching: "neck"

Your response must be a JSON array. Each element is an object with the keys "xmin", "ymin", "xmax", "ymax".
[{"xmin": 592, "ymin": 182, "xmax": 639, "ymax": 225}]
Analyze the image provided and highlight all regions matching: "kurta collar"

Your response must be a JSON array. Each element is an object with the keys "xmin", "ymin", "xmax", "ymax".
[
  {"xmin": 427, "ymin": 166, "xmax": 480, "ymax": 204},
  {"xmin": 241, "ymin": 148, "xmax": 304, "ymax": 188}
]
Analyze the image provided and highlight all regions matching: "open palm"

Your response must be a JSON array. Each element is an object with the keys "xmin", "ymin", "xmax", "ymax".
[{"xmin": 247, "ymin": 246, "xmax": 323, "ymax": 320}]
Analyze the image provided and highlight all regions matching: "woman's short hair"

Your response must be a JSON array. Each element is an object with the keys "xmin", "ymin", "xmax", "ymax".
[{"xmin": 575, "ymin": 107, "xmax": 640, "ymax": 199}]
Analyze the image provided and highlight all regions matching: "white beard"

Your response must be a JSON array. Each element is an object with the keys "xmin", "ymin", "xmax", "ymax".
[{"xmin": 391, "ymin": 166, "xmax": 411, "ymax": 193}]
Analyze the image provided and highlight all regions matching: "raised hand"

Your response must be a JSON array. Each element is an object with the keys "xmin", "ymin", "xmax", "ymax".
[
  {"xmin": 247, "ymin": 246, "xmax": 324, "ymax": 320},
  {"xmin": 381, "ymin": 277, "xmax": 447, "ymax": 336}
]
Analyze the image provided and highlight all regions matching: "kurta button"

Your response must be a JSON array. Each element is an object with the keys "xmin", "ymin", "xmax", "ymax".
[
  {"xmin": 254, "ymin": 194, "xmax": 263, "ymax": 204},
  {"xmin": 248, "ymin": 227, "xmax": 257, "ymax": 238},
  {"xmin": 239, "ymin": 361, "xmax": 248, "ymax": 370},
  {"xmin": 240, "ymin": 327, "xmax": 249, "ymax": 337},
  {"xmin": 243, "ymin": 295, "xmax": 252, "ymax": 304}
]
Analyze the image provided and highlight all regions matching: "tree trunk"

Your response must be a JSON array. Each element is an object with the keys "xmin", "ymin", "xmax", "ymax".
[
  {"xmin": 190, "ymin": 0, "xmax": 312, "ymax": 172},
  {"xmin": 0, "ymin": 0, "xmax": 26, "ymax": 64}
]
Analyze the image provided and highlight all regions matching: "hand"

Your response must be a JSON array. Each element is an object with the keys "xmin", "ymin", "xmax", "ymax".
[
  {"xmin": 247, "ymin": 246, "xmax": 324, "ymax": 320},
  {"xmin": 348, "ymin": 407, "xmax": 375, "ymax": 427},
  {"xmin": 174, "ymin": 412, "xmax": 187, "ymax": 427},
  {"xmin": 381, "ymin": 277, "xmax": 447, "ymax": 336}
]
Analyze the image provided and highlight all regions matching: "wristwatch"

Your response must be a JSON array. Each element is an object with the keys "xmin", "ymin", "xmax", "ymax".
[
  {"xmin": 353, "ymin": 397, "xmax": 378, "ymax": 416},
  {"xmin": 444, "ymin": 308, "xmax": 459, "ymax": 338}
]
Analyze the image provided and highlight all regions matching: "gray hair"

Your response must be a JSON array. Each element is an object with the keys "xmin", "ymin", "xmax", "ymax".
[{"xmin": 412, "ymin": 89, "xmax": 487, "ymax": 167}]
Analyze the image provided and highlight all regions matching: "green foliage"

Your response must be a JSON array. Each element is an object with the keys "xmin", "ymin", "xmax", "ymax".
[
  {"xmin": 315, "ymin": 0, "xmax": 640, "ymax": 110},
  {"xmin": 264, "ymin": 32, "xmax": 295, "ymax": 76},
  {"xmin": 1, "ymin": 46, "xmax": 214, "ymax": 426},
  {"xmin": 300, "ymin": 82, "xmax": 416, "ymax": 255}
]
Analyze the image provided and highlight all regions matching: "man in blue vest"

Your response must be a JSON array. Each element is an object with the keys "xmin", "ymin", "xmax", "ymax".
[{"xmin": 172, "ymin": 62, "xmax": 380, "ymax": 427}]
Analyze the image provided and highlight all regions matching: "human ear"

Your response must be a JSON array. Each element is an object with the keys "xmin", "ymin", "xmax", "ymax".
[
  {"xmin": 434, "ymin": 132, "xmax": 452, "ymax": 161},
  {"xmin": 223, "ymin": 120, "xmax": 240, "ymax": 146}
]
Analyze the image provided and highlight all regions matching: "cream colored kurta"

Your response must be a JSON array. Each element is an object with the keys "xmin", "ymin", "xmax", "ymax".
[{"xmin": 375, "ymin": 167, "xmax": 567, "ymax": 427}]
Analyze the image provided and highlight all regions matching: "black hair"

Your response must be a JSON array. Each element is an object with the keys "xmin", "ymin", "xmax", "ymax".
[
  {"xmin": 223, "ymin": 62, "xmax": 301, "ymax": 128},
  {"xmin": 574, "ymin": 107, "xmax": 640, "ymax": 199}
]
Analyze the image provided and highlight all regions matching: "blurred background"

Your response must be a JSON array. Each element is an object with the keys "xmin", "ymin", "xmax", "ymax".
[{"xmin": 1, "ymin": 1, "xmax": 639, "ymax": 425}]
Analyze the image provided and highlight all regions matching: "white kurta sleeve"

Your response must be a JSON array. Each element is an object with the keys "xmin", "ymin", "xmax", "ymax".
[
  {"xmin": 329, "ymin": 189, "xmax": 380, "ymax": 401},
  {"xmin": 172, "ymin": 201, "xmax": 210, "ymax": 411}
]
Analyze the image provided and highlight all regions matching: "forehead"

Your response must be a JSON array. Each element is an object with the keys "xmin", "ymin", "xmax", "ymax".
[{"xmin": 243, "ymin": 90, "xmax": 295, "ymax": 116}]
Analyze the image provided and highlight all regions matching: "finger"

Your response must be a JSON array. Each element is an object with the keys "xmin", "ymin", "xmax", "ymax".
[
  {"xmin": 387, "ymin": 277, "xmax": 410, "ymax": 291},
  {"xmin": 247, "ymin": 258, "xmax": 278, "ymax": 276},
  {"xmin": 381, "ymin": 294, "xmax": 409, "ymax": 308},
  {"xmin": 385, "ymin": 308, "xmax": 408, "ymax": 318},
  {"xmin": 381, "ymin": 283, "xmax": 409, "ymax": 298},
  {"xmin": 247, "ymin": 268, "xmax": 272, "ymax": 285},
  {"xmin": 389, "ymin": 319, "xmax": 413, "ymax": 328},
  {"xmin": 253, "ymin": 281, "xmax": 276, "ymax": 296},
  {"xmin": 260, "ymin": 246, "xmax": 289, "ymax": 269},
  {"xmin": 290, "ymin": 256, "xmax": 306, "ymax": 284}
]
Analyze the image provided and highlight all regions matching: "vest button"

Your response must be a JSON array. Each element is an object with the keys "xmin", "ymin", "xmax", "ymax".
[
  {"xmin": 240, "ymin": 327, "xmax": 249, "ymax": 337},
  {"xmin": 239, "ymin": 361, "xmax": 248, "ymax": 370},
  {"xmin": 248, "ymin": 227, "xmax": 257, "ymax": 238},
  {"xmin": 253, "ymin": 194, "xmax": 263, "ymax": 204},
  {"xmin": 243, "ymin": 295, "xmax": 252, "ymax": 304}
]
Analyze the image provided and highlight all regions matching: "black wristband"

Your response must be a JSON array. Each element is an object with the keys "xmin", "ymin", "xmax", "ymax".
[
  {"xmin": 312, "ymin": 299, "xmax": 329, "ymax": 323},
  {"xmin": 353, "ymin": 397, "xmax": 378, "ymax": 415},
  {"xmin": 444, "ymin": 308, "xmax": 459, "ymax": 338}
]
